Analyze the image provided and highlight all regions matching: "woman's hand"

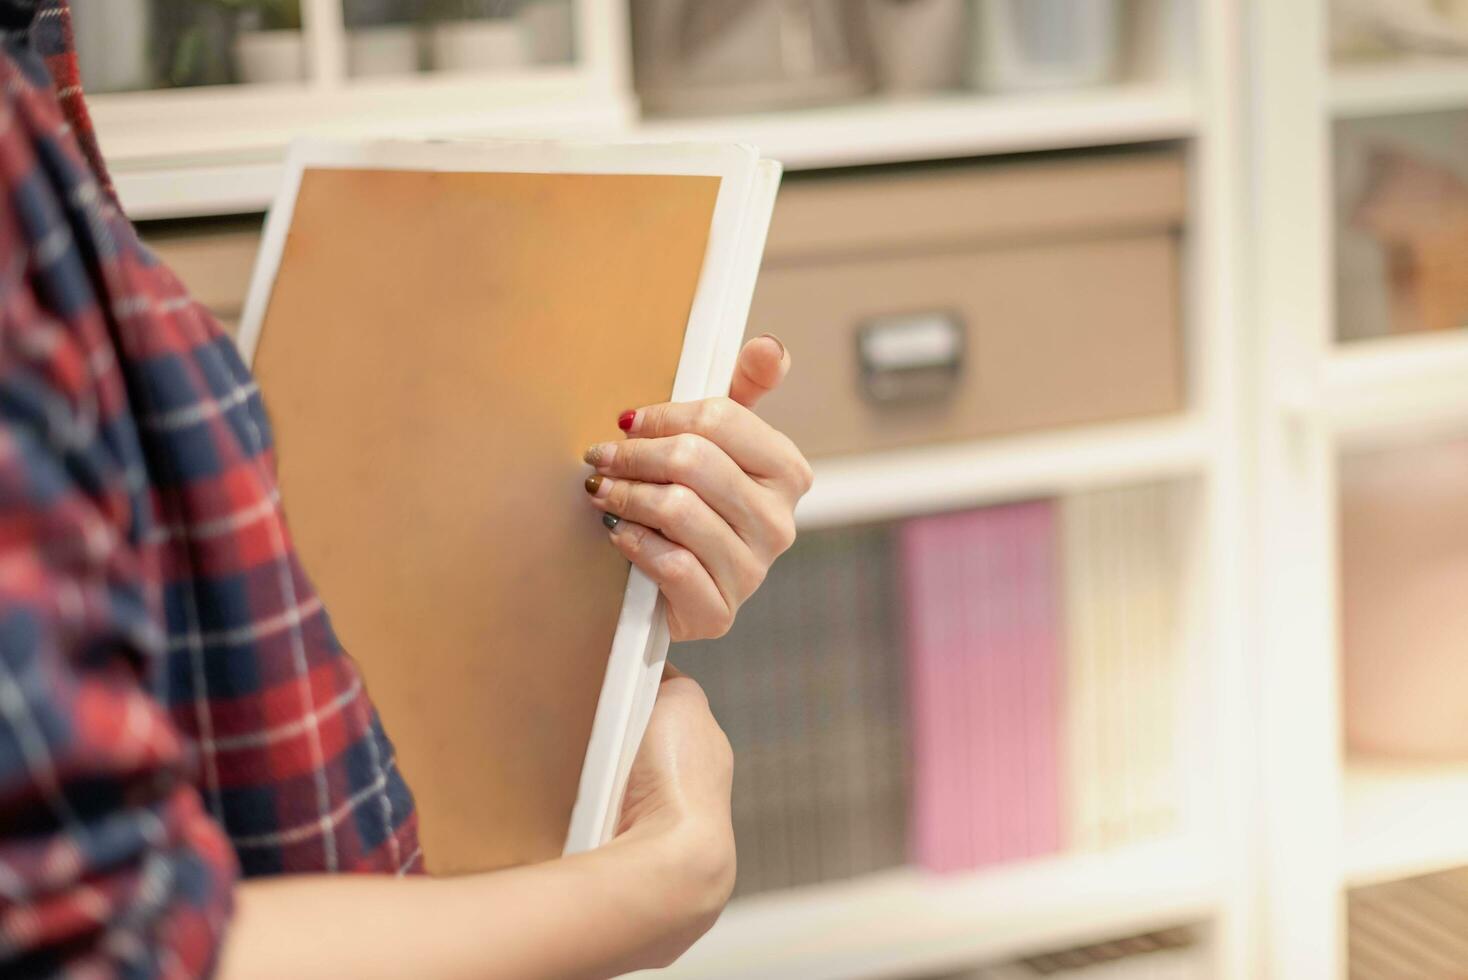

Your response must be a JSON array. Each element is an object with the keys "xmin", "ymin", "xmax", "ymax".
[
  {"xmin": 613, "ymin": 664, "xmax": 736, "ymax": 967},
  {"xmin": 220, "ymin": 666, "xmax": 734, "ymax": 980},
  {"xmin": 583, "ymin": 335, "xmax": 813, "ymax": 641}
]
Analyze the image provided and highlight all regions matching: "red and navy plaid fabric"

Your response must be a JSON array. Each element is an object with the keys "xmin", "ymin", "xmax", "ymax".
[{"xmin": 0, "ymin": 2, "xmax": 422, "ymax": 976}]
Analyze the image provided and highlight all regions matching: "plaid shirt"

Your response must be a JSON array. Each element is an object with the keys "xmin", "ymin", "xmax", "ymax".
[{"xmin": 0, "ymin": 2, "xmax": 423, "ymax": 976}]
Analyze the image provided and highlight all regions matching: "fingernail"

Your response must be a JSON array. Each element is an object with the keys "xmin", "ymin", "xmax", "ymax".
[
  {"xmin": 618, "ymin": 409, "xmax": 636, "ymax": 433},
  {"xmin": 584, "ymin": 473, "xmax": 611, "ymax": 498},
  {"xmin": 602, "ymin": 513, "xmax": 621, "ymax": 530},
  {"xmin": 584, "ymin": 443, "xmax": 617, "ymax": 467},
  {"xmin": 760, "ymin": 333, "xmax": 786, "ymax": 359}
]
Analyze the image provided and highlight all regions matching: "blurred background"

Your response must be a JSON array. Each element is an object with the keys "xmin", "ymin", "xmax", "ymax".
[{"xmin": 102, "ymin": 0, "xmax": 1468, "ymax": 977}]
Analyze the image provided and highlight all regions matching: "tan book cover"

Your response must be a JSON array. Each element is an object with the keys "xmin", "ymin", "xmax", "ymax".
[{"xmin": 238, "ymin": 140, "xmax": 780, "ymax": 875}]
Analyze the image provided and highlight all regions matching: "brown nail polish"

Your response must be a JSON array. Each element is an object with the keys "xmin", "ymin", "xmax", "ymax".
[
  {"xmin": 583, "ymin": 445, "xmax": 603, "ymax": 466},
  {"xmin": 585, "ymin": 473, "xmax": 603, "ymax": 495}
]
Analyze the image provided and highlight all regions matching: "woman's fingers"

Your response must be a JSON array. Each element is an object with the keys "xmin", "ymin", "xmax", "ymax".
[
  {"xmin": 600, "ymin": 513, "xmax": 735, "ymax": 642},
  {"xmin": 728, "ymin": 335, "xmax": 790, "ymax": 409},
  {"xmin": 587, "ymin": 434, "xmax": 796, "ymax": 560},
  {"xmin": 582, "ymin": 336, "xmax": 810, "ymax": 644},
  {"xmin": 586, "ymin": 474, "xmax": 766, "ymax": 609},
  {"xmin": 614, "ymin": 398, "xmax": 812, "ymax": 499}
]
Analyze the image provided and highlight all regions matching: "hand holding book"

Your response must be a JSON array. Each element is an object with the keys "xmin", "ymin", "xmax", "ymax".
[
  {"xmin": 612, "ymin": 662, "xmax": 738, "ymax": 967},
  {"xmin": 220, "ymin": 665, "xmax": 739, "ymax": 978},
  {"xmin": 583, "ymin": 335, "xmax": 814, "ymax": 642}
]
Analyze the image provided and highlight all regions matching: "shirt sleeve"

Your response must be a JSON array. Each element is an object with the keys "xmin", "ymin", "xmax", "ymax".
[{"xmin": 0, "ymin": 276, "xmax": 238, "ymax": 975}]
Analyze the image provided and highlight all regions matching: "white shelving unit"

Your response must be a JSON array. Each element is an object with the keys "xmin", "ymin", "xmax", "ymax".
[
  {"xmin": 113, "ymin": 0, "xmax": 1276, "ymax": 976},
  {"xmin": 1253, "ymin": 2, "xmax": 1468, "ymax": 976},
  {"xmin": 110, "ymin": 0, "xmax": 1468, "ymax": 973}
]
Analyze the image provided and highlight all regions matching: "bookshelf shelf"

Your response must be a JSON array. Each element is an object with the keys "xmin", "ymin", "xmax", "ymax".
[
  {"xmin": 1344, "ymin": 762, "xmax": 1468, "ymax": 888},
  {"xmin": 1330, "ymin": 59, "xmax": 1468, "ymax": 119},
  {"xmin": 655, "ymin": 838, "xmax": 1218, "ymax": 980},
  {"xmin": 795, "ymin": 415, "xmax": 1208, "ymax": 530},
  {"xmin": 635, "ymin": 84, "xmax": 1198, "ymax": 172},
  {"xmin": 1323, "ymin": 332, "xmax": 1468, "ymax": 447},
  {"xmin": 112, "ymin": 83, "xmax": 1196, "ymax": 220}
]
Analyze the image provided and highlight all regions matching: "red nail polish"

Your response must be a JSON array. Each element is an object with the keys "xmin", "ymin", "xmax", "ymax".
[{"xmin": 618, "ymin": 410, "xmax": 636, "ymax": 432}]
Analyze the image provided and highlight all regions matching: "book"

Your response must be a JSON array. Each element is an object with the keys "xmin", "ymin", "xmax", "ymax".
[
  {"xmin": 236, "ymin": 138, "xmax": 782, "ymax": 874},
  {"xmin": 675, "ymin": 524, "xmax": 909, "ymax": 897},
  {"xmin": 900, "ymin": 502, "xmax": 1062, "ymax": 873},
  {"xmin": 1060, "ymin": 483, "xmax": 1188, "ymax": 851}
]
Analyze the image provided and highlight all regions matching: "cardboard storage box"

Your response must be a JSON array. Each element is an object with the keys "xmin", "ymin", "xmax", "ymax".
[{"xmin": 750, "ymin": 150, "xmax": 1188, "ymax": 458}]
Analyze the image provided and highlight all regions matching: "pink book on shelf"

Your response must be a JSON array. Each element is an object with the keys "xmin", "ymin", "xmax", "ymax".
[{"xmin": 901, "ymin": 502, "xmax": 1062, "ymax": 874}]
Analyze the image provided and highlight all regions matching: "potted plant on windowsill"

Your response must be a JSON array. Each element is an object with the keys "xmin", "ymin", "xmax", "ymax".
[
  {"xmin": 345, "ymin": 0, "xmax": 421, "ymax": 78},
  {"xmin": 427, "ymin": 0, "xmax": 529, "ymax": 74},
  {"xmin": 217, "ymin": 0, "xmax": 307, "ymax": 85}
]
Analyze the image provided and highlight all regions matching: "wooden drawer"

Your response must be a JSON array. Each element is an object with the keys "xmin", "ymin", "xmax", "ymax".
[
  {"xmin": 751, "ymin": 152, "xmax": 1186, "ymax": 458},
  {"xmin": 141, "ymin": 219, "xmax": 262, "ymax": 336}
]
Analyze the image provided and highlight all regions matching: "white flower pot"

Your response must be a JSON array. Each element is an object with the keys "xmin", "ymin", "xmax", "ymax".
[
  {"xmin": 969, "ymin": 0, "xmax": 1121, "ymax": 92},
  {"xmin": 519, "ymin": 0, "xmax": 575, "ymax": 65},
  {"xmin": 234, "ymin": 29, "xmax": 308, "ymax": 85},
  {"xmin": 430, "ymin": 19, "xmax": 529, "ymax": 74},
  {"xmin": 71, "ymin": 0, "xmax": 153, "ymax": 92},
  {"xmin": 866, "ymin": 0, "xmax": 968, "ymax": 92},
  {"xmin": 348, "ymin": 24, "xmax": 421, "ymax": 78}
]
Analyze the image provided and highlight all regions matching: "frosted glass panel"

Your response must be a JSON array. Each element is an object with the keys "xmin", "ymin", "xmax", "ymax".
[{"xmin": 1335, "ymin": 110, "xmax": 1468, "ymax": 341}]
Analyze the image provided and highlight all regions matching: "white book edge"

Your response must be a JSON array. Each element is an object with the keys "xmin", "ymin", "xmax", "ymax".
[{"xmin": 590, "ymin": 158, "xmax": 785, "ymax": 848}]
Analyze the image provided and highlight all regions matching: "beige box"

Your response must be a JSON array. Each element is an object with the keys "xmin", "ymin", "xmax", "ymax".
[{"xmin": 750, "ymin": 151, "xmax": 1188, "ymax": 458}]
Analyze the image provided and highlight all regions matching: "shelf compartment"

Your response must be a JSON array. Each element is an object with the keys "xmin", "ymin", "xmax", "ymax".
[
  {"xmin": 653, "ymin": 837, "xmax": 1217, "ymax": 980},
  {"xmin": 1345, "ymin": 762, "xmax": 1468, "ymax": 888}
]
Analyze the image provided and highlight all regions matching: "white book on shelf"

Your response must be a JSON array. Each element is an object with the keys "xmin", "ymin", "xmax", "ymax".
[
  {"xmin": 236, "ymin": 136, "xmax": 781, "ymax": 875},
  {"xmin": 1062, "ymin": 484, "xmax": 1186, "ymax": 851}
]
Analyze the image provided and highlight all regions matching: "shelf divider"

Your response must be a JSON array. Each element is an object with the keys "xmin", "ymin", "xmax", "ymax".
[{"xmin": 302, "ymin": 0, "xmax": 347, "ymax": 89}]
